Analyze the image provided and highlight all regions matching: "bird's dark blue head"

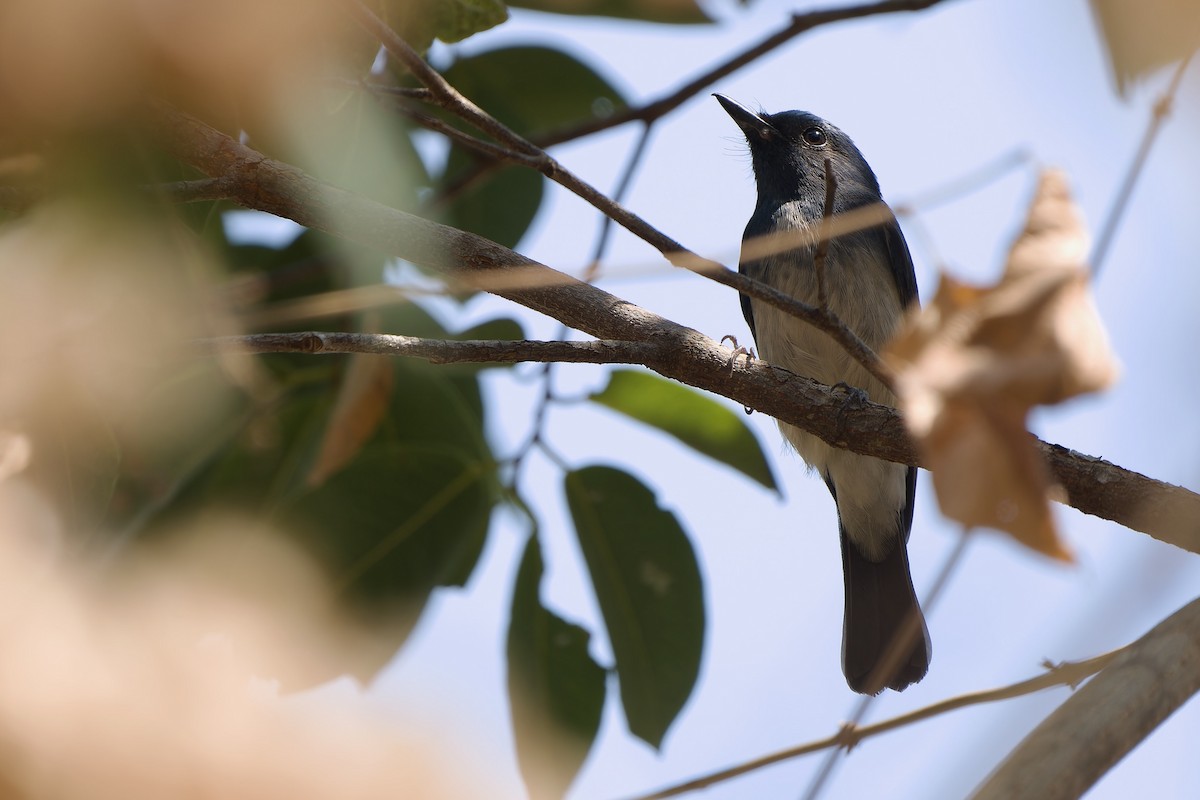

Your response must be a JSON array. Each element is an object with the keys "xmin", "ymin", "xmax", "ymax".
[{"xmin": 715, "ymin": 94, "xmax": 883, "ymax": 215}]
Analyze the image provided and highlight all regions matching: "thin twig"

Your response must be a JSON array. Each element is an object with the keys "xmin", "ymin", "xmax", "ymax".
[
  {"xmin": 894, "ymin": 146, "xmax": 1032, "ymax": 214},
  {"xmin": 585, "ymin": 121, "xmax": 655, "ymax": 281},
  {"xmin": 203, "ymin": 332, "xmax": 659, "ymax": 365},
  {"xmin": 1090, "ymin": 53, "xmax": 1193, "ymax": 275},
  {"xmin": 622, "ymin": 643, "xmax": 1121, "ymax": 800}
]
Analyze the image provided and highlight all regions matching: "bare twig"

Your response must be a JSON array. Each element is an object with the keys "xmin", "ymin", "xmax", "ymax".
[
  {"xmin": 585, "ymin": 121, "xmax": 655, "ymax": 281},
  {"xmin": 1090, "ymin": 54, "xmax": 1193, "ymax": 275},
  {"xmin": 622, "ymin": 646, "xmax": 1121, "ymax": 800},
  {"xmin": 204, "ymin": 332, "xmax": 658, "ymax": 365}
]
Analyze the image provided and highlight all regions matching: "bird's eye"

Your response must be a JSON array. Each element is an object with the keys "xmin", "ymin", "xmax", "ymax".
[{"xmin": 801, "ymin": 127, "xmax": 827, "ymax": 146}]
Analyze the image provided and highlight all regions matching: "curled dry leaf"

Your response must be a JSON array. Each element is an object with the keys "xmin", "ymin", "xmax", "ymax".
[{"xmin": 884, "ymin": 170, "xmax": 1119, "ymax": 560}]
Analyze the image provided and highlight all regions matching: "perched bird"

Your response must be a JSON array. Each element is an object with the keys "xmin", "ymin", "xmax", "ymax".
[{"xmin": 715, "ymin": 94, "xmax": 929, "ymax": 693}]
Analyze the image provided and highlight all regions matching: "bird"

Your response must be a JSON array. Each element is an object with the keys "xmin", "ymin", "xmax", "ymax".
[{"xmin": 715, "ymin": 94, "xmax": 930, "ymax": 694}]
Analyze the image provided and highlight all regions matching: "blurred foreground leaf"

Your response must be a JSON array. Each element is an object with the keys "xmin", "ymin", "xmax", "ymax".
[
  {"xmin": 885, "ymin": 170, "xmax": 1117, "ymax": 560},
  {"xmin": 565, "ymin": 465, "xmax": 703, "ymax": 749}
]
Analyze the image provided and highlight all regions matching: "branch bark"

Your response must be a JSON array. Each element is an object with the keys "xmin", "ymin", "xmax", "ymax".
[
  {"xmin": 972, "ymin": 595, "xmax": 1200, "ymax": 800},
  {"xmin": 205, "ymin": 332, "xmax": 658, "ymax": 365}
]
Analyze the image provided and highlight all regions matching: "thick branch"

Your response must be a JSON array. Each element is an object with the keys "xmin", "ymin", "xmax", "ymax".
[
  {"xmin": 973, "ymin": 595, "xmax": 1200, "ymax": 800},
  {"xmin": 153, "ymin": 107, "xmax": 1200, "ymax": 555}
]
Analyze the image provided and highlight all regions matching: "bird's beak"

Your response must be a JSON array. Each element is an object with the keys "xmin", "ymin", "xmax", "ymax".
[{"xmin": 714, "ymin": 94, "xmax": 778, "ymax": 141}]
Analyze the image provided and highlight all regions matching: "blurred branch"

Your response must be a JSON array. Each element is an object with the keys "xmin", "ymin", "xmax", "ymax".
[
  {"xmin": 347, "ymin": 0, "xmax": 893, "ymax": 389},
  {"xmin": 205, "ymin": 332, "xmax": 658, "ymax": 365},
  {"xmin": 155, "ymin": 106, "xmax": 1200, "ymax": 554},
  {"xmin": 1090, "ymin": 54, "xmax": 1193, "ymax": 275},
  {"xmin": 974, "ymin": 596, "xmax": 1200, "ymax": 800},
  {"xmin": 624, "ymin": 648, "xmax": 1122, "ymax": 800}
]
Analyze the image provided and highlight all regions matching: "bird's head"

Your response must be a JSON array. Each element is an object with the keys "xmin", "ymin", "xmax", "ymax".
[{"xmin": 714, "ymin": 94, "xmax": 882, "ymax": 209}]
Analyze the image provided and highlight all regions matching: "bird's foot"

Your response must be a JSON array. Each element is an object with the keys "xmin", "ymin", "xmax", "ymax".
[
  {"xmin": 831, "ymin": 382, "xmax": 870, "ymax": 435},
  {"xmin": 720, "ymin": 335, "xmax": 757, "ymax": 415},
  {"xmin": 831, "ymin": 381, "xmax": 869, "ymax": 408},
  {"xmin": 720, "ymin": 335, "xmax": 757, "ymax": 373}
]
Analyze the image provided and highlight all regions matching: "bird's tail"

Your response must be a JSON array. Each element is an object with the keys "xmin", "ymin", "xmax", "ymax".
[{"xmin": 839, "ymin": 523, "xmax": 931, "ymax": 694}]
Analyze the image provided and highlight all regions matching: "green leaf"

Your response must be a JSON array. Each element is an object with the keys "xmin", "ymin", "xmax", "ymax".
[
  {"xmin": 508, "ymin": 0, "xmax": 712, "ymax": 24},
  {"xmin": 442, "ymin": 45, "xmax": 628, "ymax": 138},
  {"xmin": 507, "ymin": 535, "xmax": 606, "ymax": 800},
  {"xmin": 434, "ymin": 45, "xmax": 629, "ymax": 250},
  {"xmin": 565, "ymin": 466, "xmax": 704, "ymax": 749},
  {"xmin": 590, "ymin": 369, "xmax": 779, "ymax": 492},
  {"xmin": 285, "ymin": 443, "xmax": 492, "ymax": 622},
  {"xmin": 440, "ymin": 157, "xmax": 544, "ymax": 250},
  {"xmin": 459, "ymin": 316, "xmax": 526, "ymax": 342},
  {"xmin": 378, "ymin": 0, "xmax": 508, "ymax": 52},
  {"xmin": 434, "ymin": 0, "xmax": 509, "ymax": 43}
]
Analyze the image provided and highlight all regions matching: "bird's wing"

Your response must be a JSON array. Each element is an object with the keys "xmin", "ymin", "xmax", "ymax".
[{"xmin": 882, "ymin": 214, "xmax": 919, "ymax": 308}]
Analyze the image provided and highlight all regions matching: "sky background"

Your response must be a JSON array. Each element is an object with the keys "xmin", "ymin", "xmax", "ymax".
[{"xmin": 271, "ymin": 1, "xmax": 1200, "ymax": 797}]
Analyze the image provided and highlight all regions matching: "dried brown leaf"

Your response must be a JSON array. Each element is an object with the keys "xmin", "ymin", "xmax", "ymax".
[{"xmin": 885, "ymin": 170, "xmax": 1118, "ymax": 560}]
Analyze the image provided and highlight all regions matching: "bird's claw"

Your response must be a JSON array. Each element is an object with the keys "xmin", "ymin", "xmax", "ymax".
[
  {"xmin": 720, "ymin": 335, "xmax": 757, "ymax": 373},
  {"xmin": 720, "ymin": 335, "xmax": 757, "ymax": 415},
  {"xmin": 831, "ymin": 381, "xmax": 869, "ymax": 408}
]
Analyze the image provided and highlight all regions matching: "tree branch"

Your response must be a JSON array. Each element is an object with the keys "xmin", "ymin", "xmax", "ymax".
[
  {"xmin": 151, "ymin": 106, "xmax": 1200, "ymax": 555},
  {"xmin": 973, "ymin": 595, "xmax": 1200, "ymax": 800}
]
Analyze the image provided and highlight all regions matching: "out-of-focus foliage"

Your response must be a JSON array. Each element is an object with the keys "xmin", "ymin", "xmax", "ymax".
[{"xmin": 0, "ymin": 1, "xmax": 737, "ymax": 796}]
